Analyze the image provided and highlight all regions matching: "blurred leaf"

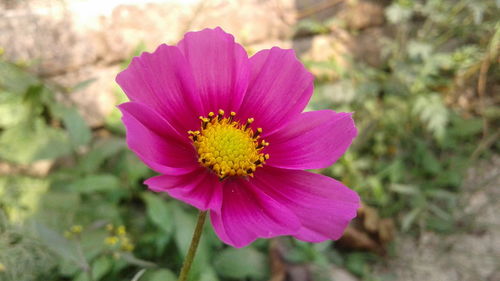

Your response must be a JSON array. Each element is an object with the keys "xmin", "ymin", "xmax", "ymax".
[
  {"xmin": 121, "ymin": 252, "xmax": 157, "ymax": 268},
  {"xmin": 390, "ymin": 184, "xmax": 419, "ymax": 195},
  {"xmin": 79, "ymin": 138, "xmax": 125, "ymax": 173},
  {"xmin": 172, "ymin": 207, "xmax": 198, "ymax": 257},
  {"xmin": 421, "ymin": 148, "xmax": 441, "ymax": 175},
  {"xmin": 35, "ymin": 191, "xmax": 80, "ymax": 224},
  {"xmin": 146, "ymin": 269, "xmax": 176, "ymax": 281},
  {"xmin": 0, "ymin": 119, "xmax": 72, "ymax": 164},
  {"xmin": 448, "ymin": 117, "xmax": 483, "ymax": 138},
  {"xmin": 401, "ymin": 208, "xmax": 422, "ymax": 232},
  {"xmin": 295, "ymin": 19, "xmax": 330, "ymax": 35},
  {"xmin": 213, "ymin": 247, "xmax": 268, "ymax": 279},
  {"xmin": 283, "ymin": 246, "xmax": 311, "ymax": 263},
  {"xmin": 0, "ymin": 61, "xmax": 38, "ymax": 94},
  {"xmin": 59, "ymin": 258, "xmax": 80, "ymax": 277},
  {"xmin": 33, "ymin": 223, "xmax": 81, "ymax": 266},
  {"xmin": 118, "ymin": 151, "xmax": 151, "ymax": 183},
  {"xmin": 199, "ymin": 267, "xmax": 220, "ymax": 281},
  {"xmin": 59, "ymin": 107, "xmax": 92, "ymax": 147},
  {"xmin": 81, "ymin": 230, "xmax": 108, "ymax": 261},
  {"xmin": 131, "ymin": 269, "xmax": 147, "ymax": 281},
  {"xmin": 142, "ymin": 193, "xmax": 174, "ymax": 235},
  {"xmin": 171, "ymin": 206, "xmax": 210, "ymax": 279},
  {"xmin": 92, "ymin": 256, "xmax": 112, "ymax": 280},
  {"xmin": 0, "ymin": 92, "xmax": 29, "ymax": 127},
  {"xmin": 68, "ymin": 174, "xmax": 120, "ymax": 193},
  {"xmin": 426, "ymin": 216, "xmax": 455, "ymax": 233},
  {"xmin": 71, "ymin": 78, "xmax": 97, "ymax": 92},
  {"xmin": 408, "ymin": 41, "xmax": 433, "ymax": 60},
  {"xmin": 345, "ymin": 252, "xmax": 372, "ymax": 277},
  {"xmin": 385, "ymin": 3, "xmax": 413, "ymax": 24},
  {"xmin": 413, "ymin": 94, "xmax": 449, "ymax": 141}
]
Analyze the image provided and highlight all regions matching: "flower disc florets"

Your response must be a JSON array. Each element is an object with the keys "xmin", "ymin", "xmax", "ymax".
[{"xmin": 189, "ymin": 109, "xmax": 269, "ymax": 180}]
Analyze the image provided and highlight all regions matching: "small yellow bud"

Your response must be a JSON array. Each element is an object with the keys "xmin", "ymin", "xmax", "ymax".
[
  {"xmin": 64, "ymin": 231, "xmax": 72, "ymax": 238},
  {"xmin": 121, "ymin": 242, "xmax": 135, "ymax": 252},
  {"xmin": 117, "ymin": 225, "xmax": 126, "ymax": 236},
  {"xmin": 71, "ymin": 225, "xmax": 83, "ymax": 234},
  {"xmin": 106, "ymin": 224, "xmax": 114, "ymax": 232},
  {"xmin": 0, "ymin": 263, "xmax": 5, "ymax": 272},
  {"xmin": 105, "ymin": 236, "xmax": 119, "ymax": 246}
]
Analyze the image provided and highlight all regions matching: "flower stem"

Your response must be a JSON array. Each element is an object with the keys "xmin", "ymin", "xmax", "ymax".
[{"xmin": 177, "ymin": 210, "xmax": 207, "ymax": 281}]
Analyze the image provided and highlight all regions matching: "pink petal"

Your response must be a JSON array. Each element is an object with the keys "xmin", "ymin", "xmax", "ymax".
[
  {"xmin": 116, "ymin": 44, "xmax": 203, "ymax": 134},
  {"xmin": 253, "ymin": 167, "xmax": 360, "ymax": 242},
  {"xmin": 177, "ymin": 27, "xmax": 250, "ymax": 114},
  {"xmin": 237, "ymin": 47, "xmax": 314, "ymax": 135},
  {"xmin": 266, "ymin": 110, "xmax": 357, "ymax": 170},
  {"xmin": 118, "ymin": 102, "xmax": 198, "ymax": 175},
  {"xmin": 210, "ymin": 178, "xmax": 301, "ymax": 248},
  {"xmin": 145, "ymin": 168, "xmax": 222, "ymax": 211}
]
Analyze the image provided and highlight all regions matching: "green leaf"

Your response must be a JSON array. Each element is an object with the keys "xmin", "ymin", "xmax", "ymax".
[
  {"xmin": 120, "ymin": 252, "xmax": 157, "ymax": 268},
  {"xmin": 142, "ymin": 193, "xmax": 174, "ymax": 235},
  {"xmin": 33, "ymin": 223, "xmax": 81, "ymax": 266},
  {"xmin": 131, "ymin": 269, "xmax": 146, "ymax": 281},
  {"xmin": 68, "ymin": 174, "xmax": 120, "ymax": 193},
  {"xmin": 92, "ymin": 256, "xmax": 112, "ymax": 280},
  {"xmin": 71, "ymin": 78, "xmax": 97, "ymax": 92},
  {"xmin": 401, "ymin": 208, "xmax": 422, "ymax": 232},
  {"xmin": 172, "ymin": 206, "xmax": 196, "ymax": 257},
  {"xmin": 59, "ymin": 258, "xmax": 80, "ymax": 277},
  {"xmin": 213, "ymin": 247, "xmax": 268, "ymax": 279},
  {"xmin": 390, "ymin": 184, "xmax": 419, "ymax": 195},
  {"xmin": 171, "ymin": 205, "xmax": 210, "ymax": 279},
  {"xmin": 146, "ymin": 269, "xmax": 177, "ymax": 281},
  {"xmin": 118, "ymin": 151, "xmax": 151, "ymax": 183},
  {"xmin": 79, "ymin": 138, "xmax": 125, "ymax": 173},
  {"xmin": 421, "ymin": 149, "xmax": 441, "ymax": 175},
  {"xmin": 81, "ymin": 230, "xmax": 108, "ymax": 261},
  {"xmin": 413, "ymin": 94, "xmax": 449, "ymax": 141},
  {"xmin": 0, "ymin": 119, "xmax": 72, "ymax": 164},
  {"xmin": 0, "ymin": 60, "xmax": 38, "ymax": 94},
  {"xmin": 59, "ymin": 107, "xmax": 92, "ymax": 147},
  {"xmin": 385, "ymin": 3, "xmax": 413, "ymax": 24},
  {"xmin": 0, "ymin": 92, "xmax": 29, "ymax": 127},
  {"xmin": 345, "ymin": 252, "xmax": 373, "ymax": 277},
  {"xmin": 199, "ymin": 267, "xmax": 220, "ymax": 281}
]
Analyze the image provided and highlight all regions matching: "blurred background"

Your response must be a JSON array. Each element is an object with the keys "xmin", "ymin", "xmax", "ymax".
[{"xmin": 0, "ymin": 0, "xmax": 499, "ymax": 280}]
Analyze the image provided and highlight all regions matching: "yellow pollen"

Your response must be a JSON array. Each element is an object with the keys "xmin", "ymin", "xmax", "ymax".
[{"xmin": 189, "ymin": 110, "xmax": 269, "ymax": 180}]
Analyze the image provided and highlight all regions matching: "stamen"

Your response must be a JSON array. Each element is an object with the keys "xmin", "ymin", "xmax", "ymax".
[
  {"xmin": 189, "ymin": 110, "xmax": 269, "ymax": 180},
  {"xmin": 253, "ymin": 128, "xmax": 262, "ymax": 139},
  {"xmin": 243, "ymin": 118, "xmax": 254, "ymax": 130},
  {"xmin": 199, "ymin": 117, "xmax": 209, "ymax": 129},
  {"xmin": 208, "ymin": 112, "xmax": 215, "ymax": 121},
  {"xmin": 218, "ymin": 109, "xmax": 225, "ymax": 121},
  {"xmin": 229, "ymin": 111, "xmax": 236, "ymax": 122},
  {"xmin": 256, "ymin": 140, "xmax": 269, "ymax": 149}
]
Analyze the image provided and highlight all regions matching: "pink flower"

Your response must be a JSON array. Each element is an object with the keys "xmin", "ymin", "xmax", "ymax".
[{"xmin": 117, "ymin": 27, "xmax": 360, "ymax": 248}]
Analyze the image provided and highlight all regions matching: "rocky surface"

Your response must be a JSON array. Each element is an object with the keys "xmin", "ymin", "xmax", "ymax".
[
  {"xmin": 51, "ymin": 64, "xmax": 121, "ymax": 127},
  {"xmin": 0, "ymin": 0, "xmax": 297, "ymax": 76},
  {"xmin": 1, "ymin": 0, "xmax": 388, "ymax": 127}
]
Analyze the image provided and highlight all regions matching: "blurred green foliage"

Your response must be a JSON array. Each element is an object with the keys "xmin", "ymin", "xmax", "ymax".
[
  {"xmin": 0, "ymin": 0, "xmax": 498, "ymax": 280},
  {"xmin": 308, "ymin": 0, "xmax": 498, "ymax": 235}
]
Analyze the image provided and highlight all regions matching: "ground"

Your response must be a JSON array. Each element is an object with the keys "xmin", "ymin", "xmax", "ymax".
[{"xmin": 373, "ymin": 155, "xmax": 500, "ymax": 281}]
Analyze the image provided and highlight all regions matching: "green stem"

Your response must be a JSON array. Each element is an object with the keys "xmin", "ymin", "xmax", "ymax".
[{"xmin": 177, "ymin": 210, "xmax": 207, "ymax": 281}]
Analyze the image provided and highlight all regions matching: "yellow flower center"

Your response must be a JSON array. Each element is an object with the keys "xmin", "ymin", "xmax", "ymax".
[{"xmin": 189, "ymin": 109, "xmax": 269, "ymax": 180}]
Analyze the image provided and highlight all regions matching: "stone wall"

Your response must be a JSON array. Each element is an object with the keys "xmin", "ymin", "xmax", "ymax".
[{"xmin": 0, "ymin": 0, "xmax": 387, "ymax": 127}]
